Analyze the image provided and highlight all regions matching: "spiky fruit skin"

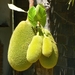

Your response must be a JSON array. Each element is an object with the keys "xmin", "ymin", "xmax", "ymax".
[
  {"xmin": 39, "ymin": 43, "xmax": 58, "ymax": 69},
  {"xmin": 42, "ymin": 35, "xmax": 53, "ymax": 57},
  {"xmin": 26, "ymin": 34, "xmax": 42, "ymax": 63},
  {"xmin": 8, "ymin": 20, "xmax": 35, "ymax": 71}
]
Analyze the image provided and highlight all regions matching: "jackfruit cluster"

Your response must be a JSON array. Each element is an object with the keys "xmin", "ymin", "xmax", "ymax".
[
  {"xmin": 8, "ymin": 19, "xmax": 58, "ymax": 71},
  {"xmin": 26, "ymin": 28, "xmax": 58, "ymax": 69},
  {"xmin": 7, "ymin": 3, "xmax": 59, "ymax": 71}
]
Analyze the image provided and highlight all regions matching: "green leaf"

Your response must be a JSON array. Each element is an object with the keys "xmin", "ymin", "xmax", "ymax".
[
  {"xmin": 35, "ymin": 4, "xmax": 46, "ymax": 27},
  {"xmin": 27, "ymin": 4, "xmax": 47, "ymax": 27},
  {"xmin": 27, "ymin": 6, "xmax": 37, "ymax": 26},
  {"xmin": 72, "ymin": 0, "xmax": 74, "ymax": 6}
]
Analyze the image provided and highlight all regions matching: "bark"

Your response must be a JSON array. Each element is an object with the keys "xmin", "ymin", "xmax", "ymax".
[
  {"xmin": 29, "ymin": 0, "xmax": 34, "ymax": 7},
  {"xmin": 34, "ymin": 61, "xmax": 53, "ymax": 75}
]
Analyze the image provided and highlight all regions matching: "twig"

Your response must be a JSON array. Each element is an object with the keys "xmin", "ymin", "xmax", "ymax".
[{"xmin": 29, "ymin": 0, "xmax": 34, "ymax": 7}]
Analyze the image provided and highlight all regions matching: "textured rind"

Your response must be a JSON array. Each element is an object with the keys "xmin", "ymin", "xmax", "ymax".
[
  {"xmin": 26, "ymin": 35, "xmax": 42, "ymax": 63},
  {"xmin": 42, "ymin": 36, "xmax": 53, "ymax": 57},
  {"xmin": 8, "ymin": 20, "xmax": 35, "ymax": 71},
  {"xmin": 39, "ymin": 43, "xmax": 58, "ymax": 69}
]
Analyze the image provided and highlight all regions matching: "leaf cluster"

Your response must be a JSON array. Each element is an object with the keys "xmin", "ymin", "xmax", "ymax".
[{"xmin": 27, "ymin": 4, "xmax": 47, "ymax": 27}]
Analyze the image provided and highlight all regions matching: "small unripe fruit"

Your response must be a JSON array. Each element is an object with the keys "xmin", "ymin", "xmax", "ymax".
[
  {"xmin": 26, "ymin": 33, "xmax": 43, "ymax": 63},
  {"xmin": 42, "ymin": 35, "xmax": 53, "ymax": 57}
]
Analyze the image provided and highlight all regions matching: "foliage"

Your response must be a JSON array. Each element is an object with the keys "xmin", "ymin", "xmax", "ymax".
[
  {"xmin": 28, "ymin": 4, "xmax": 46, "ymax": 27},
  {"xmin": 68, "ymin": 0, "xmax": 75, "ymax": 9}
]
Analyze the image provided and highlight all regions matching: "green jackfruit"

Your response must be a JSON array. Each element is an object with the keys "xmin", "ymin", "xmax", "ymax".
[
  {"xmin": 8, "ymin": 20, "xmax": 35, "ymax": 71},
  {"xmin": 39, "ymin": 43, "xmax": 58, "ymax": 69},
  {"xmin": 42, "ymin": 35, "xmax": 53, "ymax": 57},
  {"xmin": 26, "ymin": 33, "xmax": 42, "ymax": 63}
]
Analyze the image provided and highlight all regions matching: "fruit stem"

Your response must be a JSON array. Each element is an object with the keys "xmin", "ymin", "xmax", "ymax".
[
  {"xmin": 40, "ymin": 25, "xmax": 45, "ymax": 34},
  {"xmin": 36, "ymin": 32, "xmax": 39, "ymax": 36}
]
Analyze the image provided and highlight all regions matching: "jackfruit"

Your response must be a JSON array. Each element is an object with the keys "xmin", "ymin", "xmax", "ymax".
[
  {"xmin": 8, "ymin": 20, "xmax": 35, "ymax": 71},
  {"xmin": 39, "ymin": 43, "xmax": 58, "ymax": 69},
  {"xmin": 42, "ymin": 35, "xmax": 53, "ymax": 57},
  {"xmin": 26, "ymin": 33, "xmax": 42, "ymax": 63}
]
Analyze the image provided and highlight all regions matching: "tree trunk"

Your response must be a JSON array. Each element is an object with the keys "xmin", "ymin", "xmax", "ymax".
[{"xmin": 34, "ymin": 61, "xmax": 53, "ymax": 75}]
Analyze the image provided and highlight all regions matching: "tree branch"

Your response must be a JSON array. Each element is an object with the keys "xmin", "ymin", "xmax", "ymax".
[{"xmin": 29, "ymin": 0, "xmax": 34, "ymax": 7}]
